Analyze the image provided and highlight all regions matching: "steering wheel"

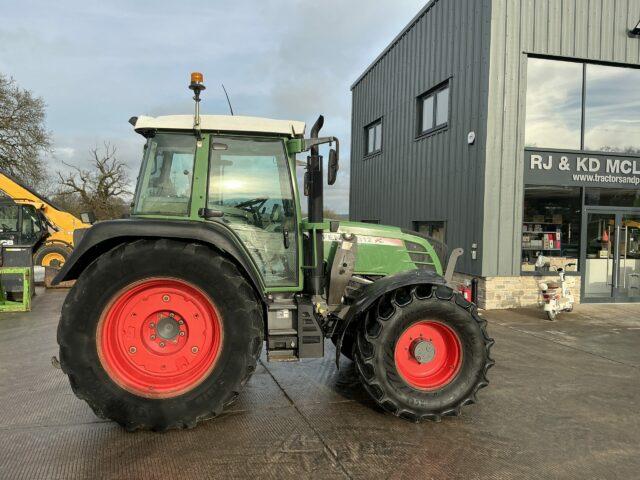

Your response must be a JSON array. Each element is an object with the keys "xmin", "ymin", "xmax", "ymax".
[
  {"xmin": 234, "ymin": 198, "xmax": 269, "ymax": 227},
  {"xmin": 235, "ymin": 197, "xmax": 268, "ymax": 209}
]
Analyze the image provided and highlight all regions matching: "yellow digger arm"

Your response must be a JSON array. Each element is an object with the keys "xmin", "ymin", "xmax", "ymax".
[{"xmin": 0, "ymin": 171, "xmax": 91, "ymax": 247}]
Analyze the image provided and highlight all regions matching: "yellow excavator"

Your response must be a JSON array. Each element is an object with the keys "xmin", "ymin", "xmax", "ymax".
[{"xmin": 0, "ymin": 171, "xmax": 92, "ymax": 267}]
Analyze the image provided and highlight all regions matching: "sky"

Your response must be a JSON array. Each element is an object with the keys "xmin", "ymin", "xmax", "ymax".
[{"xmin": 0, "ymin": 0, "xmax": 426, "ymax": 213}]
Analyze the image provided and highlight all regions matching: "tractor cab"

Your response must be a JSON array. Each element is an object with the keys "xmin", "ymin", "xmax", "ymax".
[
  {"xmin": 0, "ymin": 198, "xmax": 46, "ymax": 248},
  {"xmin": 130, "ymin": 116, "xmax": 305, "ymax": 287}
]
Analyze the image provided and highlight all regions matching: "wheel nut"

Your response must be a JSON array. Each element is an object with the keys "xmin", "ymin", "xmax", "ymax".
[
  {"xmin": 149, "ymin": 322, "xmax": 155, "ymax": 328},
  {"xmin": 150, "ymin": 334, "xmax": 156, "ymax": 340},
  {"xmin": 178, "ymin": 320, "xmax": 184, "ymax": 325},
  {"xmin": 169, "ymin": 312, "xmax": 175, "ymax": 318},
  {"xmin": 162, "ymin": 295, "xmax": 170, "ymax": 302},
  {"xmin": 129, "ymin": 346, "xmax": 136, "ymax": 354},
  {"xmin": 179, "ymin": 331, "xmax": 185, "ymax": 337},
  {"xmin": 159, "ymin": 342, "xmax": 165, "ymax": 347},
  {"xmin": 191, "ymin": 346, "xmax": 198, "ymax": 354}
]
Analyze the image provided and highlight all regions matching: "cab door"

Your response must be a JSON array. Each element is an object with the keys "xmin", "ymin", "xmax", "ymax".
[{"xmin": 205, "ymin": 135, "xmax": 298, "ymax": 288}]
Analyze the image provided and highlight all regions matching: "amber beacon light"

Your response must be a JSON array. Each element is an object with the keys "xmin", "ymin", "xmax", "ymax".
[{"xmin": 190, "ymin": 72, "xmax": 204, "ymax": 87}]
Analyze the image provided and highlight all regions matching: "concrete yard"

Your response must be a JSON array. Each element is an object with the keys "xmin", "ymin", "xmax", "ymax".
[{"xmin": 1, "ymin": 289, "xmax": 639, "ymax": 479}]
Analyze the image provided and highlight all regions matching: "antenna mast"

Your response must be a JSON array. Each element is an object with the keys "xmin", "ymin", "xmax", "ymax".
[{"xmin": 221, "ymin": 84, "xmax": 234, "ymax": 116}]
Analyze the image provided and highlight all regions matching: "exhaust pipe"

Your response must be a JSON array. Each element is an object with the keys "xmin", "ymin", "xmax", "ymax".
[{"xmin": 306, "ymin": 115, "xmax": 325, "ymax": 296}]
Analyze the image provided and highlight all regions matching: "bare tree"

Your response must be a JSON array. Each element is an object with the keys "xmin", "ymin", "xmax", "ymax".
[
  {"xmin": 57, "ymin": 143, "xmax": 131, "ymax": 220},
  {"xmin": 0, "ymin": 73, "xmax": 51, "ymax": 188}
]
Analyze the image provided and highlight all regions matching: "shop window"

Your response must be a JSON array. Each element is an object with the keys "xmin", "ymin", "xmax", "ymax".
[
  {"xmin": 524, "ymin": 58, "xmax": 582, "ymax": 150},
  {"xmin": 585, "ymin": 188, "xmax": 640, "ymax": 207},
  {"xmin": 521, "ymin": 186, "xmax": 581, "ymax": 273},
  {"xmin": 417, "ymin": 81, "xmax": 449, "ymax": 136},
  {"xmin": 365, "ymin": 119, "xmax": 382, "ymax": 155},
  {"xmin": 584, "ymin": 64, "xmax": 640, "ymax": 154},
  {"xmin": 413, "ymin": 221, "xmax": 446, "ymax": 243}
]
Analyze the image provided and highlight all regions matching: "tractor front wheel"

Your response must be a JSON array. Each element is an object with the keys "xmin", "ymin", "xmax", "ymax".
[
  {"xmin": 354, "ymin": 284, "xmax": 494, "ymax": 422},
  {"xmin": 57, "ymin": 239, "xmax": 263, "ymax": 431}
]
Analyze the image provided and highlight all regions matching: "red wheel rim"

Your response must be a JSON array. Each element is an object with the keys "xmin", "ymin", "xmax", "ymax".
[
  {"xmin": 394, "ymin": 321, "xmax": 462, "ymax": 390},
  {"xmin": 97, "ymin": 278, "xmax": 223, "ymax": 398}
]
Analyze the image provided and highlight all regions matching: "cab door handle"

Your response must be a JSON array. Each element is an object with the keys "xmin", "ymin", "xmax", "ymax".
[{"xmin": 283, "ymin": 228, "xmax": 290, "ymax": 249}]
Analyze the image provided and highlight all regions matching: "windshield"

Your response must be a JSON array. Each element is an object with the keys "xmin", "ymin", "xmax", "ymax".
[
  {"xmin": 208, "ymin": 136, "xmax": 297, "ymax": 286},
  {"xmin": 133, "ymin": 133, "xmax": 196, "ymax": 216}
]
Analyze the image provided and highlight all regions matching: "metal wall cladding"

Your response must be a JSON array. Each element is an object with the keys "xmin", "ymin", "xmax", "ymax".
[
  {"xmin": 350, "ymin": 0, "xmax": 493, "ymax": 275},
  {"xmin": 484, "ymin": 0, "xmax": 640, "ymax": 276},
  {"xmin": 351, "ymin": 0, "xmax": 640, "ymax": 277}
]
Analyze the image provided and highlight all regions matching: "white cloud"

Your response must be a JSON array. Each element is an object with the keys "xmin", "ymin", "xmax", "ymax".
[{"xmin": 1, "ymin": 0, "xmax": 426, "ymax": 213}]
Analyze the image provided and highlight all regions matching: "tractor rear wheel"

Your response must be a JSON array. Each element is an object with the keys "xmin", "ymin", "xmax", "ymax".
[
  {"xmin": 57, "ymin": 239, "xmax": 263, "ymax": 431},
  {"xmin": 354, "ymin": 284, "xmax": 494, "ymax": 422}
]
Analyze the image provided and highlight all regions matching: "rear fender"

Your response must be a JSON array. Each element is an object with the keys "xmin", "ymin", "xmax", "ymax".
[
  {"xmin": 334, "ymin": 269, "xmax": 452, "ymax": 368},
  {"xmin": 52, "ymin": 218, "xmax": 266, "ymax": 300}
]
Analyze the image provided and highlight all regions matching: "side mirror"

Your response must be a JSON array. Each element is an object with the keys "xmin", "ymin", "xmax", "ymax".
[
  {"xmin": 80, "ymin": 212, "xmax": 96, "ymax": 225},
  {"xmin": 328, "ymin": 148, "xmax": 339, "ymax": 185}
]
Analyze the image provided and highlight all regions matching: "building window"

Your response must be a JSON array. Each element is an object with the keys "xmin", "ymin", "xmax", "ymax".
[
  {"xmin": 525, "ymin": 57, "xmax": 640, "ymax": 153},
  {"xmin": 413, "ymin": 220, "xmax": 446, "ymax": 243},
  {"xmin": 584, "ymin": 64, "xmax": 640, "ymax": 154},
  {"xmin": 521, "ymin": 186, "xmax": 581, "ymax": 274},
  {"xmin": 365, "ymin": 119, "xmax": 382, "ymax": 155},
  {"xmin": 361, "ymin": 219, "xmax": 380, "ymax": 224},
  {"xmin": 418, "ymin": 81, "xmax": 450, "ymax": 135},
  {"xmin": 525, "ymin": 58, "xmax": 583, "ymax": 150}
]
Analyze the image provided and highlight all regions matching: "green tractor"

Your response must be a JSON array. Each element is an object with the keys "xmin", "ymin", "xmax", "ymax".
[{"xmin": 54, "ymin": 73, "xmax": 493, "ymax": 430}]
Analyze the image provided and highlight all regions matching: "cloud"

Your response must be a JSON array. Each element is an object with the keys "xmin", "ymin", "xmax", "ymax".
[{"xmin": 1, "ymin": 0, "xmax": 426, "ymax": 213}]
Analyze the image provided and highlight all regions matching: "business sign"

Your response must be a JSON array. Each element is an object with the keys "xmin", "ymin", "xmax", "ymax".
[{"xmin": 524, "ymin": 149, "xmax": 640, "ymax": 189}]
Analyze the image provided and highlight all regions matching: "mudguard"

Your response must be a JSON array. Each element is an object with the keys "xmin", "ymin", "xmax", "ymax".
[
  {"xmin": 52, "ymin": 218, "xmax": 265, "ymax": 298},
  {"xmin": 335, "ymin": 269, "xmax": 447, "ymax": 368}
]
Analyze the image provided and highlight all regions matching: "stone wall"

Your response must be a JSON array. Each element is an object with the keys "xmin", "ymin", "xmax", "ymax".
[{"xmin": 452, "ymin": 272, "xmax": 581, "ymax": 310}]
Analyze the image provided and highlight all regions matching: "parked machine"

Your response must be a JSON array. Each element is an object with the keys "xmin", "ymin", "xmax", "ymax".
[
  {"xmin": 53, "ymin": 73, "xmax": 494, "ymax": 431},
  {"xmin": 0, "ymin": 171, "xmax": 91, "ymax": 268},
  {"xmin": 538, "ymin": 264, "xmax": 576, "ymax": 321},
  {"xmin": 0, "ymin": 197, "xmax": 45, "ymax": 309}
]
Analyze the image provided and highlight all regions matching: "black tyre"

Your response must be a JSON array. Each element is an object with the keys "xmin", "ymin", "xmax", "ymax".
[
  {"xmin": 354, "ymin": 284, "xmax": 494, "ymax": 422},
  {"xmin": 34, "ymin": 243, "xmax": 73, "ymax": 268},
  {"xmin": 57, "ymin": 239, "xmax": 264, "ymax": 431}
]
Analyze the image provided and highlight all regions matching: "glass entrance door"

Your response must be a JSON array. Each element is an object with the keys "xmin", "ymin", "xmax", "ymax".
[
  {"xmin": 584, "ymin": 212, "xmax": 616, "ymax": 299},
  {"xmin": 583, "ymin": 211, "xmax": 640, "ymax": 301},
  {"xmin": 616, "ymin": 215, "xmax": 640, "ymax": 300}
]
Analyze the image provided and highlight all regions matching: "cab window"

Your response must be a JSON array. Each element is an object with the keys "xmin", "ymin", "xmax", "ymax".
[{"xmin": 134, "ymin": 133, "xmax": 196, "ymax": 216}]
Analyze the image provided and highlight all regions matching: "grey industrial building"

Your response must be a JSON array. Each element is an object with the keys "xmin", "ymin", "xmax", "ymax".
[{"xmin": 349, "ymin": 0, "xmax": 640, "ymax": 308}]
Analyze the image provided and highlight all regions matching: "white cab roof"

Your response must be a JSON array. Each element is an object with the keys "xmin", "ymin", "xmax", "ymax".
[{"xmin": 133, "ymin": 115, "xmax": 306, "ymax": 137}]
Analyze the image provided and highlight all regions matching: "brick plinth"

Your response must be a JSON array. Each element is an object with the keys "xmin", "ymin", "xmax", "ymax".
[{"xmin": 452, "ymin": 273, "xmax": 581, "ymax": 310}]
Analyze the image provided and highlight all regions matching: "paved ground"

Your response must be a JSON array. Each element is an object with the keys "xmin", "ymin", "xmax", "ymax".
[{"xmin": 0, "ymin": 290, "xmax": 639, "ymax": 479}]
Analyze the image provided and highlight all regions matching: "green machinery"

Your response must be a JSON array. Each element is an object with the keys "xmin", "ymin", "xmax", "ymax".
[
  {"xmin": 0, "ymin": 197, "xmax": 46, "ymax": 312},
  {"xmin": 53, "ymin": 73, "xmax": 493, "ymax": 431}
]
